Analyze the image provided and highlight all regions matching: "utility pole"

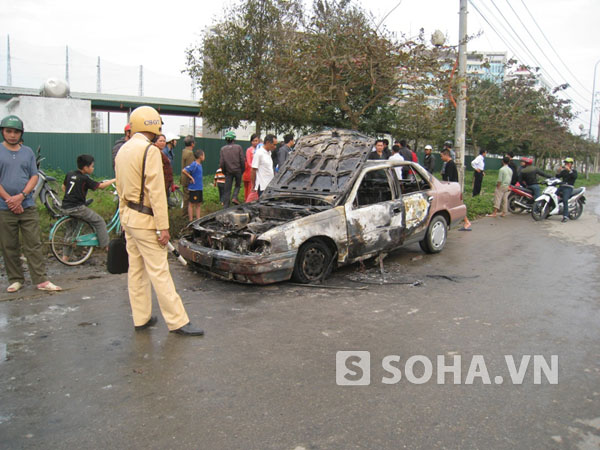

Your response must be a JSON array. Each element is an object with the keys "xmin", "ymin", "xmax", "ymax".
[
  {"xmin": 454, "ymin": 0, "xmax": 468, "ymax": 191},
  {"xmin": 96, "ymin": 57, "xmax": 101, "ymax": 93},
  {"xmin": 6, "ymin": 35, "xmax": 12, "ymax": 86},
  {"xmin": 65, "ymin": 46, "xmax": 70, "ymax": 85},
  {"xmin": 138, "ymin": 65, "xmax": 144, "ymax": 97}
]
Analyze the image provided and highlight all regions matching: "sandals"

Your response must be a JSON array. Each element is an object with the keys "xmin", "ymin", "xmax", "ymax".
[
  {"xmin": 37, "ymin": 281, "xmax": 62, "ymax": 292},
  {"xmin": 7, "ymin": 281, "xmax": 23, "ymax": 293}
]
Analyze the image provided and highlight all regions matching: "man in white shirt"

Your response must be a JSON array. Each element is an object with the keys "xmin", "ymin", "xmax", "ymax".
[
  {"xmin": 471, "ymin": 149, "xmax": 487, "ymax": 196},
  {"xmin": 388, "ymin": 145, "xmax": 405, "ymax": 180},
  {"xmin": 251, "ymin": 134, "xmax": 277, "ymax": 196}
]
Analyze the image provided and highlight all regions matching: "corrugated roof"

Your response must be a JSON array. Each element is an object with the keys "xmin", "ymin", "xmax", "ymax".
[{"xmin": 0, "ymin": 86, "xmax": 200, "ymax": 116}]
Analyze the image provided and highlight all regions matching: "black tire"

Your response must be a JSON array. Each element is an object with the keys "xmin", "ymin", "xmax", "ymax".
[
  {"xmin": 50, "ymin": 217, "xmax": 95, "ymax": 266},
  {"xmin": 507, "ymin": 193, "xmax": 524, "ymax": 214},
  {"xmin": 420, "ymin": 215, "xmax": 447, "ymax": 254},
  {"xmin": 569, "ymin": 199, "xmax": 584, "ymax": 220},
  {"xmin": 42, "ymin": 188, "xmax": 63, "ymax": 218},
  {"xmin": 292, "ymin": 239, "xmax": 334, "ymax": 284},
  {"xmin": 531, "ymin": 200, "xmax": 550, "ymax": 221}
]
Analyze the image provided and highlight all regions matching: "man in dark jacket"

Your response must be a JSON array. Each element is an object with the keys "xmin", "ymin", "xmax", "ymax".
[
  {"xmin": 274, "ymin": 133, "xmax": 295, "ymax": 172},
  {"xmin": 440, "ymin": 149, "xmax": 458, "ymax": 182},
  {"xmin": 518, "ymin": 157, "xmax": 551, "ymax": 200},
  {"xmin": 111, "ymin": 124, "xmax": 131, "ymax": 171},
  {"xmin": 556, "ymin": 157, "xmax": 577, "ymax": 222},
  {"xmin": 219, "ymin": 131, "xmax": 245, "ymax": 207},
  {"xmin": 505, "ymin": 151, "xmax": 519, "ymax": 185},
  {"xmin": 423, "ymin": 145, "xmax": 435, "ymax": 173}
]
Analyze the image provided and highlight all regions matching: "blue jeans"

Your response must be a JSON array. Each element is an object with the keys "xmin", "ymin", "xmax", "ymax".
[
  {"xmin": 529, "ymin": 184, "xmax": 541, "ymax": 200},
  {"xmin": 557, "ymin": 186, "xmax": 573, "ymax": 218}
]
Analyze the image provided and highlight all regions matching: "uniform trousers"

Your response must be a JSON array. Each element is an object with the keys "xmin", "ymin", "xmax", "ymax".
[{"xmin": 123, "ymin": 225, "xmax": 189, "ymax": 330}]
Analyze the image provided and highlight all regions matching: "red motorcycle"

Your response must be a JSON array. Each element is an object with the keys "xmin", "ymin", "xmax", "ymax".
[{"xmin": 507, "ymin": 183, "xmax": 535, "ymax": 213}]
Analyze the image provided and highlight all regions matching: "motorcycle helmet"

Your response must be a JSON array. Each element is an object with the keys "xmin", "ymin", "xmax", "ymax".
[
  {"xmin": 563, "ymin": 157, "xmax": 574, "ymax": 164},
  {"xmin": 129, "ymin": 106, "xmax": 162, "ymax": 136},
  {"xmin": 443, "ymin": 140, "xmax": 453, "ymax": 148},
  {"xmin": 0, "ymin": 115, "xmax": 24, "ymax": 132},
  {"xmin": 224, "ymin": 130, "xmax": 236, "ymax": 140},
  {"xmin": 124, "ymin": 123, "xmax": 131, "ymax": 132},
  {"xmin": 521, "ymin": 157, "xmax": 533, "ymax": 165}
]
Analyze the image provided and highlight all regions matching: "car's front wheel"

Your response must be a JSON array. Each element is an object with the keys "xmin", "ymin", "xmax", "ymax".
[
  {"xmin": 292, "ymin": 239, "xmax": 334, "ymax": 284},
  {"xmin": 419, "ymin": 215, "xmax": 448, "ymax": 254}
]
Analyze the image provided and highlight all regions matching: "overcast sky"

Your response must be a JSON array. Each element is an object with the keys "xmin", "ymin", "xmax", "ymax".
[{"xmin": 1, "ymin": 0, "xmax": 599, "ymax": 138}]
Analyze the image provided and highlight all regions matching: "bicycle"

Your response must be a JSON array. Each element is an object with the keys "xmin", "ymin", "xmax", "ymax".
[
  {"xmin": 49, "ymin": 189, "xmax": 121, "ymax": 266},
  {"xmin": 168, "ymin": 183, "xmax": 184, "ymax": 209}
]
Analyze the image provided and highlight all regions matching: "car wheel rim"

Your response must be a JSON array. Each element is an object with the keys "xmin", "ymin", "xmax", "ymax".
[
  {"xmin": 431, "ymin": 221, "xmax": 446, "ymax": 249},
  {"xmin": 303, "ymin": 247, "xmax": 326, "ymax": 279}
]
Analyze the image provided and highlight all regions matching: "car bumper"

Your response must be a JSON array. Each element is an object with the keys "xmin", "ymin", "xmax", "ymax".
[{"xmin": 177, "ymin": 238, "xmax": 297, "ymax": 285}]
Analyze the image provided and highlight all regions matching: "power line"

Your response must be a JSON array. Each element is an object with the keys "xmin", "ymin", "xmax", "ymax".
[
  {"xmin": 519, "ymin": 0, "xmax": 591, "ymax": 96},
  {"xmin": 468, "ymin": 0, "xmax": 589, "ymax": 112},
  {"xmin": 502, "ymin": 0, "xmax": 591, "ymax": 103}
]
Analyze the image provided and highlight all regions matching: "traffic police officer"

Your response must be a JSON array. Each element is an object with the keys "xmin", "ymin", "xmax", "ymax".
[{"xmin": 115, "ymin": 106, "xmax": 203, "ymax": 336}]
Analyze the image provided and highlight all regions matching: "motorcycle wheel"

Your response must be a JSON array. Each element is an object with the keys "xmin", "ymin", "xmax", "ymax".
[
  {"xmin": 507, "ymin": 193, "xmax": 523, "ymax": 214},
  {"xmin": 569, "ymin": 199, "xmax": 584, "ymax": 220},
  {"xmin": 531, "ymin": 200, "xmax": 550, "ymax": 221}
]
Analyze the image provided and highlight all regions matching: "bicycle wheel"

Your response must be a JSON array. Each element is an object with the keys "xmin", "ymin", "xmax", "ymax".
[
  {"xmin": 50, "ymin": 217, "xmax": 96, "ymax": 266},
  {"xmin": 169, "ymin": 188, "xmax": 184, "ymax": 209}
]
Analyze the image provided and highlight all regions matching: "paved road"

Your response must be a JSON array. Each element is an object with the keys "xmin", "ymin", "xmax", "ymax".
[{"xmin": 1, "ymin": 187, "xmax": 599, "ymax": 449}]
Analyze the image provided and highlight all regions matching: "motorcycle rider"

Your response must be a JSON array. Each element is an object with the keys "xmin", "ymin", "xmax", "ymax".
[
  {"xmin": 518, "ymin": 157, "xmax": 551, "ymax": 201},
  {"xmin": 556, "ymin": 157, "xmax": 577, "ymax": 223}
]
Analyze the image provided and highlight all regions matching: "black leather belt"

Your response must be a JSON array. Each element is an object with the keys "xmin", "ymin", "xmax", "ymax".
[{"xmin": 127, "ymin": 201, "xmax": 154, "ymax": 216}]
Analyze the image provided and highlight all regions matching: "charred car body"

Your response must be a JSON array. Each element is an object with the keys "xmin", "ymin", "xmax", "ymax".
[{"xmin": 178, "ymin": 130, "xmax": 466, "ymax": 284}]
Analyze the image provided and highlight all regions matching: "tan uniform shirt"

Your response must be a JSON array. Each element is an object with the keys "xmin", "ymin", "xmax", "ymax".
[
  {"xmin": 115, "ymin": 133, "xmax": 169, "ymax": 230},
  {"xmin": 180, "ymin": 147, "xmax": 194, "ymax": 187}
]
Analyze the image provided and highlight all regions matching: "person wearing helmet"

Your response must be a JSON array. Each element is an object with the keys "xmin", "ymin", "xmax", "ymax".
[
  {"xmin": 115, "ymin": 106, "xmax": 203, "ymax": 336},
  {"xmin": 423, "ymin": 145, "xmax": 435, "ymax": 173},
  {"xmin": 111, "ymin": 123, "xmax": 132, "ymax": 172},
  {"xmin": 162, "ymin": 132, "xmax": 179, "ymax": 165},
  {"xmin": 556, "ymin": 157, "xmax": 577, "ymax": 222},
  {"xmin": 0, "ymin": 115, "xmax": 61, "ymax": 292},
  {"xmin": 219, "ymin": 130, "xmax": 245, "ymax": 208},
  {"xmin": 518, "ymin": 157, "xmax": 551, "ymax": 200}
]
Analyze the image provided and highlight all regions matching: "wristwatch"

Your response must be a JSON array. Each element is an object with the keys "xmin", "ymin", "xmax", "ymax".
[{"xmin": 21, "ymin": 191, "xmax": 27, "ymax": 198}]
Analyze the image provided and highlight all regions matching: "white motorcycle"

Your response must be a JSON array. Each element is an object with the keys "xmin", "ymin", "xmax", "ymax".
[{"xmin": 531, "ymin": 178, "xmax": 586, "ymax": 221}]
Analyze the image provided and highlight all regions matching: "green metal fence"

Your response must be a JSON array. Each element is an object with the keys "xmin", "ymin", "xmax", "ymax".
[
  {"xmin": 24, "ymin": 132, "xmax": 250, "ymax": 180},
  {"xmin": 23, "ymin": 132, "xmax": 503, "ymax": 179}
]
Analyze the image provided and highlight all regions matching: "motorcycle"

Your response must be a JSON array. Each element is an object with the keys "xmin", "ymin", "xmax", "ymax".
[
  {"xmin": 507, "ymin": 183, "xmax": 535, "ymax": 213},
  {"xmin": 32, "ymin": 146, "xmax": 62, "ymax": 218},
  {"xmin": 531, "ymin": 178, "xmax": 586, "ymax": 221}
]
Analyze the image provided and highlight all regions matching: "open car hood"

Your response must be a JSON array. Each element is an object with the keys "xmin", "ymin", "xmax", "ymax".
[{"xmin": 261, "ymin": 129, "xmax": 373, "ymax": 205}]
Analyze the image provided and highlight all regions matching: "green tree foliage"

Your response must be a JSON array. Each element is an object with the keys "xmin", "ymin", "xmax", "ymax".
[
  {"xmin": 185, "ymin": 0, "xmax": 303, "ymax": 134},
  {"xmin": 279, "ymin": 0, "xmax": 407, "ymax": 132}
]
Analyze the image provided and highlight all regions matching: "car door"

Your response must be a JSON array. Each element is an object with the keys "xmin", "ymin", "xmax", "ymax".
[{"xmin": 344, "ymin": 167, "xmax": 405, "ymax": 260}]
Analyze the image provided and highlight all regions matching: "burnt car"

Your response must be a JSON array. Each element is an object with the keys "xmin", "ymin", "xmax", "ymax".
[{"xmin": 178, "ymin": 129, "xmax": 466, "ymax": 284}]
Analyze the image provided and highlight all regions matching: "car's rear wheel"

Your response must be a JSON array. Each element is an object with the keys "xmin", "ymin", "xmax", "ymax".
[
  {"xmin": 419, "ymin": 215, "xmax": 447, "ymax": 254},
  {"xmin": 292, "ymin": 239, "xmax": 333, "ymax": 284}
]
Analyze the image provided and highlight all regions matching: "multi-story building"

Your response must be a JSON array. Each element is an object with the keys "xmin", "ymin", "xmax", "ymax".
[{"xmin": 466, "ymin": 51, "xmax": 507, "ymax": 83}]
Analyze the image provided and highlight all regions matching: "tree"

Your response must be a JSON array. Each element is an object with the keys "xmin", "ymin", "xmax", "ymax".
[
  {"xmin": 185, "ymin": 0, "xmax": 303, "ymax": 134},
  {"xmin": 279, "ymin": 0, "xmax": 407, "ymax": 133}
]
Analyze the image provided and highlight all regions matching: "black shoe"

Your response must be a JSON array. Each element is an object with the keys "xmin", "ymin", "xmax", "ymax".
[
  {"xmin": 135, "ymin": 316, "xmax": 157, "ymax": 331},
  {"xmin": 170, "ymin": 322, "xmax": 204, "ymax": 336},
  {"xmin": 561, "ymin": 217, "xmax": 568, "ymax": 223}
]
